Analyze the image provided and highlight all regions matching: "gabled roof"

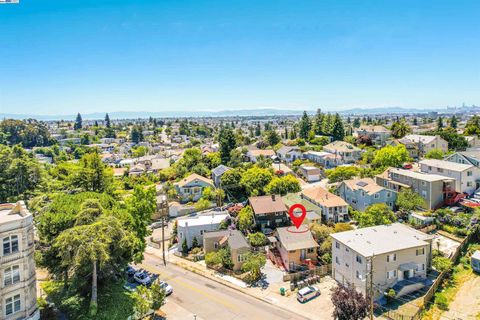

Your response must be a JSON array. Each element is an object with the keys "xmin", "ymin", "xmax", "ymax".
[
  {"xmin": 276, "ymin": 225, "xmax": 319, "ymax": 251},
  {"xmin": 249, "ymin": 195, "xmax": 287, "ymax": 215},
  {"xmin": 175, "ymin": 173, "xmax": 214, "ymax": 188},
  {"xmin": 203, "ymin": 230, "xmax": 250, "ymax": 250},
  {"xmin": 403, "ymin": 134, "xmax": 438, "ymax": 144},
  {"xmin": 340, "ymin": 178, "xmax": 386, "ymax": 195},
  {"xmin": 302, "ymin": 186, "xmax": 348, "ymax": 207},
  {"xmin": 277, "ymin": 146, "xmax": 301, "ymax": 154},
  {"xmin": 420, "ymin": 159, "xmax": 474, "ymax": 172},
  {"xmin": 248, "ymin": 149, "xmax": 276, "ymax": 157},
  {"xmin": 323, "ymin": 141, "xmax": 360, "ymax": 152},
  {"xmin": 356, "ymin": 125, "xmax": 391, "ymax": 133}
]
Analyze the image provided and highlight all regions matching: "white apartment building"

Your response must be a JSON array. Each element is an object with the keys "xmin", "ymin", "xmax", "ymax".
[
  {"xmin": 331, "ymin": 223, "xmax": 433, "ymax": 300},
  {"xmin": 177, "ymin": 210, "xmax": 230, "ymax": 249},
  {"xmin": 0, "ymin": 202, "xmax": 39, "ymax": 320},
  {"xmin": 419, "ymin": 159, "xmax": 480, "ymax": 195}
]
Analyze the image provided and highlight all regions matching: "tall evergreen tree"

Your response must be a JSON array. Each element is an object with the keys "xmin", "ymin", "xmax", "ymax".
[
  {"xmin": 450, "ymin": 115, "xmax": 458, "ymax": 128},
  {"xmin": 74, "ymin": 113, "xmax": 83, "ymax": 130},
  {"xmin": 331, "ymin": 113, "xmax": 345, "ymax": 141},
  {"xmin": 353, "ymin": 118, "xmax": 361, "ymax": 128},
  {"xmin": 437, "ymin": 116, "xmax": 444, "ymax": 130},
  {"xmin": 219, "ymin": 127, "xmax": 237, "ymax": 164},
  {"xmin": 314, "ymin": 109, "xmax": 324, "ymax": 135},
  {"xmin": 298, "ymin": 111, "xmax": 312, "ymax": 139},
  {"xmin": 105, "ymin": 113, "xmax": 111, "ymax": 128},
  {"xmin": 413, "ymin": 117, "xmax": 418, "ymax": 126}
]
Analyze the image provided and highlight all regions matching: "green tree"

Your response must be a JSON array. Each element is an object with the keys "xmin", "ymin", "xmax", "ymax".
[
  {"xmin": 432, "ymin": 256, "xmax": 453, "ymax": 273},
  {"xmin": 314, "ymin": 109, "xmax": 325, "ymax": 135},
  {"xmin": 151, "ymin": 281, "xmax": 166, "ymax": 310},
  {"xmin": 127, "ymin": 185, "xmax": 156, "ymax": 261},
  {"xmin": 220, "ymin": 169, "xmax": 245, "ymax": 198},
  {"xmin": 74, "ymin": 113, "xmax": 83, "ymax": 130},
  {"xmin": 205, "ymin": 251, "xmax": 222, "ymax": 266},
  {"xmin": 237, "ymin": 206, "xmax": 255, "ymax": 232},
  {"xmin": 54, "ymin": 215, "xmax": 135, "ymax": 315},
  {"xmin": 73, "ymin": 152, "xmax": 114, "ymax": 193},
  {"xmin": 131, "ymin": 126, "xmax": 144, "ymax": 144},
  {"xmin": 191, "ymin": 236, "xmax": 199, "ymax": 248},
  {"xmin": 264, "ymin": 175, "xmax": 301, "ymax": 196},
  {"xmin": 464, "ymin": 115, "xmax": 480, "ymax": 135},
  {"xmin": 298, "ymin": 111, "xmax": 312, "ymax": 139},
  {"xmin": 450, "ymin": 115, "xmax": 457, "ymax": 129},
  {"xmin": 331, "ymin": 113, "xmax": 345, "ymax": 141},
  {"xmin": 105, "ymin": 113, "xmax": 111, "ymax": 128},
  {"xmin": 437, "ymin": 116, "xmax": 444, "ymax": 130},
  {"xmin": 357, "ymin": 203, "xmax": 396, "ymax": 227},
  {"xmin": 396, "ymin": 189, "xmax": 425, "ymax": 216},
  {"xmin": 132, "ymin": 285, "xmax": 152, "ymax": 318},
  {"xmin": 219, "ymin": 127, "xmax": 237, "ymax": 164},
  {"xmin": 391, "ymin": 119, "xmax": 412, "ymax": 138},
  {"xmin": 241, "ymin": 253, "xmax": 266, "ymax": 283},
  {"xmin": 182, "ymin": 238, "xmax": 188, "ymax": 254},
  {"xmin": 325, "ymin": 166, "xmax": 360, "ymax": 183},
  {"xmin": 425, "ymin": 148, "xmax": 444, "ymax": 160},
  {"xmin": 265, "ymin": 130, "xmax": 280, "ymax": 146},
  {"xmin": 195, "ymin": 198, "xmax": 211, "ymax": 211},
  {"xmin": 75, "ymin": 199, "xmax": 104, "ymax": 226},
  {"xmin": 240, "ymin": 166, "xmax": 273, "ymax": 196},
  {"xmin": 372, "ymin": 144, "xmax": 410, "ymax": 169},
  {"xmin": 247, "ymin": 232, "xmax": 268, "ymax": 247}
]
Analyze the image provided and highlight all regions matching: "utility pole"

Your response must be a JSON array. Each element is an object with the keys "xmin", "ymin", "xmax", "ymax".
[{"xmin": 159, "ymin": 194, "xmax": 168, "ymax": 266}]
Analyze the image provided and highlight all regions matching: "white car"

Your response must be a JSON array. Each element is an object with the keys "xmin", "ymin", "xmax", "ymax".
[
  {"xmin": 134, "ymin": 271, "xmax": 151, "ymax": 285},
  {"xmin": 159, "ymin": 281, "xmax": 173, "ymax": 295},
  {"xmin": 297, "ymin": 286, "xmax": 320, "ymax": 303}
]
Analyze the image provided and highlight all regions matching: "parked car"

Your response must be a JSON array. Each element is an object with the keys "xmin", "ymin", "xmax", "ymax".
[
  {"xmin": 159, "ymin": 281, "xmax": 173, "ymax": 295},
  {"xmin": 297, "ymin": 286, "xmax": 320, "ymax": 303},
  {"xmin": 134, "ymin": 271, "xmax": 152, "ymax": 285},
  {"xmin": 403, "ymin": 163, "xmax": 413, "ymax": 169},
  {"xmin": 125, "ymin": 265, "xmax": 137, "ymax": 277}
]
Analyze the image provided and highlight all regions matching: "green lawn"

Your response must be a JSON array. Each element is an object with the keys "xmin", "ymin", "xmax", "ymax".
[{"xmin": 42, "ymin": 280, "xmax": 135, "ymax": 320}]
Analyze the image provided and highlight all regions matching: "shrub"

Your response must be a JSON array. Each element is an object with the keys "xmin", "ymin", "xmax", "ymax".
[
  {"xmin": 435, "ymin": 292, "xmax": 449, "ymax": 310},
  {"xmin": 190, "ymin": 247, "xmax": 202, "ymax": 255},
  {"xmin": 205, "ymin": 252, "xmax": 221, "ymax": 267},
  {"xmin": 247, "ymin": 232, "xmax": 268, "ymax": 247},
  {"xmin": 432, "ymin": 256, "xmax": 453, "ymax": 273}
]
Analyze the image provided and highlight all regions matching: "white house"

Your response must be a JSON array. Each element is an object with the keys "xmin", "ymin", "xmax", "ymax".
[
  {"xmin": 419, "ymin": 159, "xmax": 480, "ymax": 195},
  {"xmin": 276, "ymin": 146, "xmax": 302, "ymax": 163},
  {"xmin": 331, "ymin": 223, "xmax": 433, "ymax": 300},
  {"xmin": 176, "ymin": 210, "xmax": 230, "ymax": 249},
  {"xmin": 298, "ymin": 165, "xmax": 321, "ymax": 182}
]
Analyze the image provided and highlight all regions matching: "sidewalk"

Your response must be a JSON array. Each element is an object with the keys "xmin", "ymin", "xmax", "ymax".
[{"xmin": 144, "ymin": 246, "xmax": 335, "ymax": 320}]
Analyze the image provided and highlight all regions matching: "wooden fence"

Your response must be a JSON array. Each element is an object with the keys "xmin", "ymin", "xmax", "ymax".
[{"xmin": 283, "ymin": 264, "xmax": 331, "ymax": 282}]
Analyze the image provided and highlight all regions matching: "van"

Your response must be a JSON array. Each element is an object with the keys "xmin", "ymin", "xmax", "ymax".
[{"xmin": 297, "ymin": 286, "xmax": 320, "ymax": 303}]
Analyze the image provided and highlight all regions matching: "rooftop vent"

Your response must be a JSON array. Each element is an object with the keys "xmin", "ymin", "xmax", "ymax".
[{"xmin": 356, "ymin": 181, "xmax": 368, "ymax": 187}]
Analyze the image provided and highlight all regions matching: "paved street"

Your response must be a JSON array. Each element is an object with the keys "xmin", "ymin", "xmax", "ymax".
[{"xmin": 141, "ymin": 254, "xmax": 309, "ymax": 320}]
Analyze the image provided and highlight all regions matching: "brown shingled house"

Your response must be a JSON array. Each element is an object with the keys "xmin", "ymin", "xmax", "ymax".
[{"xmin": 248, "ymin": 195, "xmax": 290, "ymax": 231}]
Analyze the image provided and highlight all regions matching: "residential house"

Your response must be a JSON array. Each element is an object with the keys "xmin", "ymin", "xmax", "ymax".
[
  {"xmin": 246, "ymin": 149, "xmax": 276, "ymax": 163},
  {"xmin": 174, "ymin": 173, "xmax": 215, "ymax": 203},
  {"xmin": 273, "ymin": 225, "xmax": 319, "ymax": 271},
  {"xmin": 298, "ymin": 165, "xmax": 321, "ymax": 182},
  {"xmin": 301, "ymin": 186, "xmax": 349, "ymax": 222},
  {"xmin": 353, "ymin": 125, "xmax": 391, "ymax": 146},
  {"xmin": 401, "ymin": 135, "xmax": 448, "ymax": 157},
  {"xmin": 337, "ymin": 178, "xmax": 397, "ymax": 212},
  {"xmin": 303, "ymin": 150, "xmax": 342, "ymax": 168},
  {"xmin": 249, "ymin": 195, "xmax": 289, "ymax": 231},
  {"xmin": 276, "ymin": 146, "xmax": 302, "ymax": 163},
  {"xmin": 177, "ymin": 210, "xmax": 230, "ymax": 249},
  {"xmin": 323, "ymin": 141, "xmax": 362, "ymax": 164},
  {"xmin": 387, "ymin": 138, "xmax": 419, "ymax": 159},
  {"xmin": 445, "ymin": 150, "xmax": 480, "ymax": 167},
  {"xmin": 375, "ymin": 168, "xmax": 455, "ymax": 210},
  {"xmin": 203, "ymin": 230, "xmax": 250, "ymax": 271},
  {"xmin": 331, "ymin": 223, "xmax": 433, "ymax": 300},
  {"xmin": 465, "ymin": 136, "xmax": 480, "ymax": 149},
  {"xmin": 419, "ymin": 159, "xmax": 480, "ymax": 195},
  {"xmin": 282, "ymin": 193, "xmax": 322, "ymax": 225},
  {"xmin": 0, "ymin": 202, "xmax": 39, "ymax": 320},
  {"xmin": 211, "ymin": 165, "xmax": 231, "ymax": 188},
  {"xmin": 271, "ymin": 163, "xmax": 294, "ymax": 176}
]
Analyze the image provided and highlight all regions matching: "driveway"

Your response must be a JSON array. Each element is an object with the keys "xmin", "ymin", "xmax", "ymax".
[{"xmin": 441, "ymin": 272, "xmax": 480, "ymax": 320}]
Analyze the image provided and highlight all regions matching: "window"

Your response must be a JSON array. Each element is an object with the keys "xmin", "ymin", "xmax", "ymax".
[
  {"xmin": 387, "ymin": 192, "xmax": 391, "ymax": 198},
  {"xmin": 200, "ymin": 230, "xmax": 204, "ymax": 235},
  {"xmin": 356, "ymin": 270, "xmax": 362, "ymax": 280},
  {"xmin": 421, "ymin": 181, "xmax": 427, "ymax": 186},
  {"xmin": 4, "ymin": 265, "xmax": 20, "ymax": 286},
  {"xmin": 356, "ymin": 255, "xmax": 362, "ymax": 264},
  {"xmin": 428, "ymin": 166, "xmax": 432, "ymax": 171},
  {"xmin": 416, "ymin": 248, "xmax": 425, "ymax": 256},
  {"xmin": 237, "ymin": 254, "xmax": 247, "ymax": 262},
  {"xmin": 468, "ymin": 171, "xmax": 473, "ymax": 176},
  {"xmin": 335, "ymin": 256, "xmax": 340, "ymax": 265},
  {"xmin": 345, "ymin": 263, "xmax": 349, "ymax": 268},
  {"xmin": 374, "ymin": 193, "xmax": 379, "ymax": 199},
  {"xmin": 467, "ymin": 181, "xmax": 473, "ymax": 187},
  {"xmin": 345, "ymin": 247, "xmax": 349, "ymax": 252},
  {"xmin": 5, "ymin": 294, "xmax": 21, "ymax": 316},
  {"xmin": 416, "ymin": 264, "xmax": 425, "ymax": 271},
  {"xmin": 386, "ymin": 270, "xmax": 397, "ymax": 279},
  {"xmin": 387, "ymin": 253, "xmax": 397, "ymax": 262},
  {"xmin": 214, "ymin": 242, "xmax": 218, "ymax": 249},
  {"xmin": 437, "ymin": 168, "xmax": 444, "ymax": 173},
  {"xmin": 3, "ymin": 235, "xmax": 19, "ymax": 255},
  {"xmin": 335, "ymin": 242, "xmax": 340, "ymax": 249}
]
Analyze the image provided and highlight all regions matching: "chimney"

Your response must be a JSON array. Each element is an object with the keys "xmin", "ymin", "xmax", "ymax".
[{"xmin": 272, "ymin": 194, "xmax": 276, "ymax": 201}]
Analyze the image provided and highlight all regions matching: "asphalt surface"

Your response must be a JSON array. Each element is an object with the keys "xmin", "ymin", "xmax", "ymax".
[{"xmin": 141, "ymin": 253, "xmax": 308, "ymax": 320}]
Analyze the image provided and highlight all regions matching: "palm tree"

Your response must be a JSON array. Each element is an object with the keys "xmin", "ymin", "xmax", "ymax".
[{"xmin": 391, "ymin": 120, "xmax": 412, "ymax": 138}]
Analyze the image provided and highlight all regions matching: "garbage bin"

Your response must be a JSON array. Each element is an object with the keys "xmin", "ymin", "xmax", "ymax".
[{"xmin": 280, "ymin": 287, "xmax": 285, "ymax": 296}]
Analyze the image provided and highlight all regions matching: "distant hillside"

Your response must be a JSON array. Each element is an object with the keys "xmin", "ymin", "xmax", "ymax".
[{"xmin": 1, "ymin": 105, "xmax": 478, "ymax": 120}]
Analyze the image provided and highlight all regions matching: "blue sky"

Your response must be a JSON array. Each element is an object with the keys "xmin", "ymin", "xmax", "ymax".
[{"xmin": 0, "ymin": 0, "xmax": 479, "ymax": 115}]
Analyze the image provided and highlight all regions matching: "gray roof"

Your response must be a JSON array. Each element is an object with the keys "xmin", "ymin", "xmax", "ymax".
[
  {"xmin": 212, "ymin": 165, "xmax": 231, "ymax": 176},
  {"xmin": 331, "ymin": 223, "xmax": 433, "ymax": 257},
  {"xmin": 276, "ymin": 226, "xmax": 319, "ymax": 251},
  {"xmin": 203, "ymin": 229, "xmax": 249, "ymax": 250}
]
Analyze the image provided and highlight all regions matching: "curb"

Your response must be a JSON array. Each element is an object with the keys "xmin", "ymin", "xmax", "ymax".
[{"xmin": 145, "ymin": 252, "xmax": 313, "ymax": 320}]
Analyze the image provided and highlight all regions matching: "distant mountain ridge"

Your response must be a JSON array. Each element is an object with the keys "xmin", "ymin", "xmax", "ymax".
[{"xmin": 1, "ymin": 105, "xmax": 478, "ymax": 120}]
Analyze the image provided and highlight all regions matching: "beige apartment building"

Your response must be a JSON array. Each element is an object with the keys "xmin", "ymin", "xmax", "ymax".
[
  {"xmin": 0, "ymin": 202, "xmax": 39, "ymax": 320},
  {"xmin": 331, "ymin": 223, "xmax": 433, "ymax": 300}
]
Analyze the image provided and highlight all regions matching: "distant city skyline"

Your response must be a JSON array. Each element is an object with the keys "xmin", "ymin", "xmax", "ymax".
[{"xmin": 1, "ymin": 0, "xmax": 479, "ymax": 115}]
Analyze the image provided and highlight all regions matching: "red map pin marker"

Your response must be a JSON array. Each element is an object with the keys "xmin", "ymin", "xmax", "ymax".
[{"xmin": 288, "ymin": 204, "xmax": 307, "ymax": 229}]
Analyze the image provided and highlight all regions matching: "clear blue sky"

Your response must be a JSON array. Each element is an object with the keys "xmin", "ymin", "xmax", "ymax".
[{"xmin": 1, "ymin": 0, "xmax": 479, "ymax": 115}]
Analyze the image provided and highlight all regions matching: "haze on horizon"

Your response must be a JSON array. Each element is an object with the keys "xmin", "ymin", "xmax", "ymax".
[{"xmin": 0, "ymin": 0, "xmax": 479, "ymax": 115}]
